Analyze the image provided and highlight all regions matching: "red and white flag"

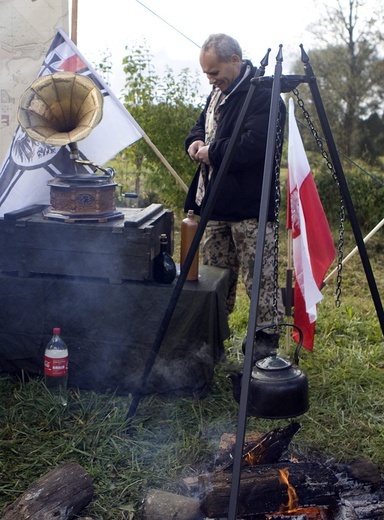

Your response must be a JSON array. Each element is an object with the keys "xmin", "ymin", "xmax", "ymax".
[
  {"xmin": 0, "ymin": 27, "xmax": 144, "ymax": 217},
  {"xmin": 287, "ymin": 98, "xmax": 335, "ymax": 350}
]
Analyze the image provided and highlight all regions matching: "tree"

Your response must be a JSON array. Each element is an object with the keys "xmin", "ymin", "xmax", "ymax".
[
  {"xmin": 119, "ymin": 41, "xmax": 204, "ymax": 211},
  {"xmin": 294, "ymin": 0, "xmax": 384, "ymax": 160},
  {"xmin": 357, "ymin": 112, "xmax": 384, "ymax": 165}
]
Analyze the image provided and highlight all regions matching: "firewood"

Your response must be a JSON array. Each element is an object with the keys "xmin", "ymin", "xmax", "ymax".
[
  {"xmin": 1, "ymin": 462, "xmax": 94, "ymax": 520},
  {"xmin": 199, "ymin": 461, "xmax": 339, "ymax": 518},
  {"xmin": 141, "ymin": 488, "xmax": 204, "ymax": 520},
  {"xmin": 216, "ymin": 421, "xmax": 301, "ymax": 470}
]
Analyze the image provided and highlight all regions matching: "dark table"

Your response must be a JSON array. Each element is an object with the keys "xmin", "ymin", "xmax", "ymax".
[{"xmin": 0, "ymin": 265, "xmax": 230, "ymax": 398}]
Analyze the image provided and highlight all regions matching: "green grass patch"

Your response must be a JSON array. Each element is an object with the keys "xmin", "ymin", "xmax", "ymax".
[{"xmin": 0, "ymin": 231, "xmax": 383, "ymax": 519}]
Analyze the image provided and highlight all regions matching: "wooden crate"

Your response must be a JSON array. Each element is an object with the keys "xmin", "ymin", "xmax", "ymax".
[{"xmin": 0, "ymin": 203, "xmax": 174, "ymax": 284}]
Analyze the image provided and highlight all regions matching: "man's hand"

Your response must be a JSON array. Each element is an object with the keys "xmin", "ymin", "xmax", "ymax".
[
  {"xmin": 188, "ymin": 140, "xmax": 205, "ymax": 162},
  {"xmin": 196, "ymin": 145, "xmax": 210, "ymax": 165}
]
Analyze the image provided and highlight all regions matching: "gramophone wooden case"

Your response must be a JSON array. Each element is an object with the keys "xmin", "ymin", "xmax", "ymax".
[{"xmin": 0, "ymin": 203, "xmax": 174, "ymax": 284}]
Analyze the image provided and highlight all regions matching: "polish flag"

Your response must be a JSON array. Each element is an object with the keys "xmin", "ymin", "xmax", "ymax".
[{"xmin": 287, "ymin": 98, "xmax": 335, "ymax": 350}]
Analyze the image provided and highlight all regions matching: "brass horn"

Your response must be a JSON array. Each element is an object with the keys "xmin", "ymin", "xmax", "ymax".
[
  {"xmin": 17, "ymin": 72, "xmax": 123, "ymax": 222},
  {"xmin": 17, "ymin": 71, "xmax": 103, "ymax": 150}
]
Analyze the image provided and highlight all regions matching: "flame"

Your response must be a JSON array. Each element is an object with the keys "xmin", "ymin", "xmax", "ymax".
[
  {"xmin": 242, "ymin": 439, "xmax": 268, "ymax": 466},
  {"xmin": 267, "ymin": 507, "xmax": 325, "ymax": 520},
  {"xmin": 278, "ymin": 467, "xmax": 299, "ymax": 512},
  {"xmin": 243, "ymin": 450, "xmax": 261, "ymax": 466}
]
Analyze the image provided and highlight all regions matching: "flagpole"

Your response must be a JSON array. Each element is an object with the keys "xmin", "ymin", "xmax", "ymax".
[
  {"xmin": 71, "ymin": 0, "xmax": 78, "ymax": 44},
  {"xmin": 142, "ymin": 132, "xmax": 188, "ymax": 193},
  {"xmin": 285, "ymin": 227, "xmax": 293, "ymax": 352},
  {"xmin": 285, "ymin": 168, "xmax": 294, "ymax": 352},
  {"xmin": 324, "ymin": 216, "xmax": 384, "ymax": 283}
]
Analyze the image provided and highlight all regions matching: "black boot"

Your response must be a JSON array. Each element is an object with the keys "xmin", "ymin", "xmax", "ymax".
[{"xmin": 242, "ymin": 330, "xmax": 279, "ymax": 363}]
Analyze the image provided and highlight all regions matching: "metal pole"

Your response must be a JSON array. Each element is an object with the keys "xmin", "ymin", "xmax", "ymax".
[{"xmin": 227, "ymin": 45, "xmax": 284, "ymax": 520}]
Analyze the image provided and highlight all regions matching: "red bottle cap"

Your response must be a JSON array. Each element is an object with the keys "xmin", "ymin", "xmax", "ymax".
[{"xmin": 53, "ymin": 327, "xmax": 61, "ymax": 335}]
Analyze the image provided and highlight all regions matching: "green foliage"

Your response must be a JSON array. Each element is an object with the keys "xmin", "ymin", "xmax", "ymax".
[
  {"xmin": 116, "ymin": 41, "xmax": 204, "ymax": 211},
  {"xmin": 292, "ymin": 0, "xmax": 384, "ymax": 162},
  {"xmin": 314, "ymin": 165, "xmax": 384, "ymax": 230},
  {"xmin": 358, "ymin": 113, "xmax": 384, "ymax": 166},
  {"xmin": 94, "ymin": 49, "xmax": 113, "ymax": 86}
]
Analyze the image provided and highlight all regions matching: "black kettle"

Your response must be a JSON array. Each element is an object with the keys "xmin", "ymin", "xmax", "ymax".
[{"xmin": 229, "ymin": 324, "xmax": 309, "ymax": 419}]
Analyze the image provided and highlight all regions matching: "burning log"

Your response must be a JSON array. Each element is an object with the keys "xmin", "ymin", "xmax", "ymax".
[
  {"xmin": 199, "ymin": 461, "xmax": 340, "ymax": 518},
  {"xmin": 1, "ymin": 462, "xmax": 94, "ymax": 520},
  {"xmin": 215, "ymin": 422, "xmax": 302, "ymax": 469}
]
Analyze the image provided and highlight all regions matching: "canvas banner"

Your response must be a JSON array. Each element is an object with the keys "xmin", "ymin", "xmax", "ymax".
[{"xmin": 0, "ymin": 0, "xmax": 69, "ymax": 161}]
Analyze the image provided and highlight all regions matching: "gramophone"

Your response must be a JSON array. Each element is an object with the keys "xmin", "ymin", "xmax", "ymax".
[{"xmin": 17, "ymin": 71, "xmax": 123, "ymax": 222}]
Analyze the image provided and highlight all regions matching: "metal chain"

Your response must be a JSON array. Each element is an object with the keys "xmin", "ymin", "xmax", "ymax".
[
  {"xmin": 272, "ymin": 105, "xmax": 283, "ymax": 324},
  {"xmin": 292, "ymin": 88, "xmax": 345, "ymax": 306}
]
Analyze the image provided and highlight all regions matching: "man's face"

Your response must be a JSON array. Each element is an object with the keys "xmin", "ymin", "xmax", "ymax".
[{"xmin": 200, "ymin": 50, "xmax": 242, "ymax": 92}]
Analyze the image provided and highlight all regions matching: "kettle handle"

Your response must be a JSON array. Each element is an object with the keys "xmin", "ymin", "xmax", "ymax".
[{"xmin": 255, "ymin": 322, "xmax": 304, "ymax": 365}]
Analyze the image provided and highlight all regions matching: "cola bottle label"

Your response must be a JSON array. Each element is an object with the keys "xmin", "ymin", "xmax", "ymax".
[{"xmin": 44, "ymin": 355, "xmax": 68, "ymax": 377}]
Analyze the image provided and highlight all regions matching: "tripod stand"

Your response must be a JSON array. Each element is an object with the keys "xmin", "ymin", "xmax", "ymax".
[{"xmin": 127, "ymin": 42, "xmax": 383, "ymax": 518}]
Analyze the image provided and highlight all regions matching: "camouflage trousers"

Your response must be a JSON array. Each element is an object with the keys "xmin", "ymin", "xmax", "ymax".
[{"xmin": 202, "ymin": 219, "xmax": 284, "ymax": 327}]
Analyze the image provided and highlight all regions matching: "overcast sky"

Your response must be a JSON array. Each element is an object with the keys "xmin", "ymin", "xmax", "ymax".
[{"xmin": 76, "ymin": 0, "xmax": 319, "ymax": 98}]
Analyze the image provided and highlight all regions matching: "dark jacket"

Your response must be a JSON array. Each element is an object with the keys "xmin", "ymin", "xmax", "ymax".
[{"xmin": 184, "ymin": 60, "xmax": 286, "ymax": 221}]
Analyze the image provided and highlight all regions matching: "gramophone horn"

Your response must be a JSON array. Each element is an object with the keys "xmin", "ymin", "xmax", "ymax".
[{"xmin": 17, "ymin": 71, "xmax": 103, "ymax": 147}]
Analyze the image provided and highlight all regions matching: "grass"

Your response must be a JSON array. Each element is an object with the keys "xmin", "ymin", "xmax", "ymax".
[{"xmin": 0, "ymin": 227, "xmax": 383, "ymax": 519}]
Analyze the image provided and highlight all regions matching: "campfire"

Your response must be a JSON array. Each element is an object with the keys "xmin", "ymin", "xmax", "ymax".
[
  {"xmin": 199, "ymin": 423, "xmax": 340, "ymax": 519},
  {"xmin": 143, "ymin": 422, "xmax": 384, "ymax": 520},
  {"xmin": 8, "ymin": 424, "xmax": 383, "ymax": 520}
]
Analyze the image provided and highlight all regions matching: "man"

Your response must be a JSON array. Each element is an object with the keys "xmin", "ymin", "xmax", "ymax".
[{"xmin": 184, "ymin": 34, "xmax": 286, "ymax": 360}]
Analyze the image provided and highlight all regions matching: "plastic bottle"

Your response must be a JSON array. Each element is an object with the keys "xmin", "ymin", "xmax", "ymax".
[
  {"xmin": 180, "ymin": 210, "xmax": 199, "ymax": 281},
  {"xmin": 153, "ymin": 234, "xmax": 176, "ymax": 284},
  {"xmin": 44, "ymin": 327, "xmax": 68, "ymax": 406}
]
